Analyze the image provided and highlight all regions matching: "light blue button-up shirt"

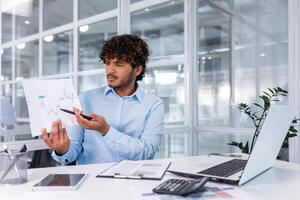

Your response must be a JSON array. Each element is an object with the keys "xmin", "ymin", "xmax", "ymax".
[{"xmin": 52, "ymin": 85, "xmax": 165, "ymax": 165}]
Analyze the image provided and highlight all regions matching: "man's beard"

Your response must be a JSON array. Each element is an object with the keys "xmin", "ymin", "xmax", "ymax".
[{"xmin": 106, "ymin": 73, "xmax": 136, "ymax": 89}]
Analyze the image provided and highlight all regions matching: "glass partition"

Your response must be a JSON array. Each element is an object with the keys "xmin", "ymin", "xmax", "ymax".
[
  {"xmin": 155, "ymin": 131, "xmax": 189, "ymax": 159},
  {"xmin": 197, "ymin": 0, "xmax": 288, "ymax": 129},
  {"xmin": 1, "ymin": 83, "xmax": 12, "ymax": 104},
  {"xmin": 15, "ymin": 0, "xmax": 39, "ymax": 39},
  {"xmin": 79, "ymin": 18, "xmax": 117, "ymax": 71},
  {"xmin": 15, "ymin": 82, "xmax": 28, "ymax": 118},
  {"xmin": 131, "ymin": 0, "xmax": 143, "ymax": 3},
  {"xmin": 43, "ymin": 31, "xmax": 73, "ymax": 75},
  {"xmin": 1, "ymin": 48, "xmax": 12, "ymax": 81},
  {"xmin": 140, "ymin": 65, "xmax": 185, "ymax": 125},
  {"xmin": 15, "ymin": 40, "xmax": 39, "ymax": 79},
  {"xmin": 197, "ymin": 131, "xmax": 252, "ymax": 155},
  {"xmin": 43, "ymin": 0, "xmax": 73, "ymax": 30},
  {"xmin": 78, "ymin": 73, "xmax": 106, "ymax": 94},
  {"xmin": 0, "ymin": 0, "xmax": 289, "ymax": 159},
  {"xmin": 233, "ymin": 0, "xmax": 288, "ymax": 128},
  {"xmin": 1, "ymin": 0, "xmax": 12, "ymax": 44},
  {"xmin": 197, "ymin": 1, "xmax": 231, "ymax": 127},
  {"xmin": 131, "ymin": 0, "xmax": 184, "ymax": 61},
  {"xmin": 79, "ymin": 0, "xmax": 117, "ymax": 19}
]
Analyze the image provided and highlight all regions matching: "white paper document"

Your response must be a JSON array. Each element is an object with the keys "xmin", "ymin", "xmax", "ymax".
[
  {"xmin": 97, "ymin": 160, "xmax": 171, "ymax": 180},
  {"xmin": 23, "ymin": 79, "xmax": 82, "ymax": 137}
]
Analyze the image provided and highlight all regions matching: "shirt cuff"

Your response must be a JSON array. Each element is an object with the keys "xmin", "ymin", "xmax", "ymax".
[
  {"xmin": 52, "ymin": 148, "xmax": 73, "ymax": 164},
  {"xmin": 103, "ymin": 126, "xmax": 122, "ymax": 149}
]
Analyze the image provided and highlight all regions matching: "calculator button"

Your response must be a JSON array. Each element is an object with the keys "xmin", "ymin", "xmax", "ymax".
[{"xmin": 153, "ymin": 177, "xmax": 209, "ymax": 196}]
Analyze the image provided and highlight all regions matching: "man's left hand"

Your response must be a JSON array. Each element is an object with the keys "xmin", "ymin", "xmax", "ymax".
[{"xmin": 73, "ymin": 107, "xmax": 110, "ymax": 136}]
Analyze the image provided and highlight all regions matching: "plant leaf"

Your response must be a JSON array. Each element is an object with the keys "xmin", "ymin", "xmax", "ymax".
[
  {"xmin": 242, "ymin": 141, "xmax": 249, "ymax": 154},
  {"xmin": 263, "ymin": 91, "xmax": 271, "ymax": 97},
  {"xmin": 253, "ymin": 103, "xmax": 263, "ymax": 109},
  {"xmin": 268, "ymin": 88, "xmax": 274, "ymax": 94}
]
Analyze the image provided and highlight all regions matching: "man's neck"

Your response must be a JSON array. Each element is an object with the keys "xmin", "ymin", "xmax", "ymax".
[{"xmin": 113, "ymin": 83, "xmax": 137, "ymax": 97}]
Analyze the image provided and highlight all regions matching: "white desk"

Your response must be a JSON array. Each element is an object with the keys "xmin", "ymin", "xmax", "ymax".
[{"xmin": 1, "ymin": 156, "xmax": 300, "ymax": 200}]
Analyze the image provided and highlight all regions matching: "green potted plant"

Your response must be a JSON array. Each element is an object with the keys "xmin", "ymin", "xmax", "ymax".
[{"xmin": 228, "ymin": 87, "xmax": 299, "ymax": 160}]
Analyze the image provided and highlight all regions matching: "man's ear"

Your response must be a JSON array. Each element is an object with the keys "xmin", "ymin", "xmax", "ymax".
[{"xmin": 134, "ymin": 65, "xmax": 143, "ymax": 76}]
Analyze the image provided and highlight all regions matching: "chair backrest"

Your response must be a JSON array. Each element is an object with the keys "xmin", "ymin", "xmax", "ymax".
[{"xmin": 0, "ymin": 98, "xmax": 16, "ymax": 129}]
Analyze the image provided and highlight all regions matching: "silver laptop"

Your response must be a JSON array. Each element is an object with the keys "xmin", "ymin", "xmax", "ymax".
[{"xmin": 168, "ymin": 105, "xmax": 296, "ymax": 185}]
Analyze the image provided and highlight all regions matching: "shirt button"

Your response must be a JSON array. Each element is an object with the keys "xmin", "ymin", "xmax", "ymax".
[{"xmin": 65, "ymin": 159, "xmax": 68, "ymax": 163}]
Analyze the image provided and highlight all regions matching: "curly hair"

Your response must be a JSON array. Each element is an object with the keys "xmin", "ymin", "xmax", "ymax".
[{"xmin": 100, "ymin": 34, "xmax": 149, "ymax": 82}]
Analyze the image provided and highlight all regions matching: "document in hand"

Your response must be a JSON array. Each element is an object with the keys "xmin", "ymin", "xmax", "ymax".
[
  {"xmin": 23, "ymin": 79, "xmax": 82, "ymax": 137},
  {"xmin": 97, "ymin": 160, "xmax": 171, "ymax": 180}
]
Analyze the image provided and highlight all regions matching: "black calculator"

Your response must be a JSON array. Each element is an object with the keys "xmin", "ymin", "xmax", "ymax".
[{"xmin": 152, "ymin": 177, "xmax": 209, "ymax": 196}]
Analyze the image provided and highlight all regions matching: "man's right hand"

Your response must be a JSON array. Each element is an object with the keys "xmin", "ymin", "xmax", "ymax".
[{"xmin": 41, "ymin": 119, "xmax": 70, "ymax": 155}]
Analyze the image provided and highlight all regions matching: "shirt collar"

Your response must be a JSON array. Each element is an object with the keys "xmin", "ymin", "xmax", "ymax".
[{"xmin": 104, "ymin": 85, "xmax": 142, "ymax": 102}]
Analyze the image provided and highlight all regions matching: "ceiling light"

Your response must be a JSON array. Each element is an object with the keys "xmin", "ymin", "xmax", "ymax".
[
  {"xmin": 259, "ymin": 53, "xmax": 266, "ymax": 57},
  {"xmin": 79, "ymin": 25, "xmax": 89, "ymax": 33},
  {"xmin": 16, "ymin": 43, "xmax": 26, "ymax": 49},
  {"xmin": 145, "ymin": 8, "xmax": 149, "ymax": 12},
  {"xmin": 0, "ymin": 49, "xmax": 3, "ymax": 55},
  {"xmin": 24, "ymin": 20, "xmax": 30, "ymax": 24},
  {"xmin": 208, "ymin": 57, "xmax": 212, "ymax": 60},
  {"xmin": 43, "ymin": 35, "xmax": 54, "ymax": 42}
]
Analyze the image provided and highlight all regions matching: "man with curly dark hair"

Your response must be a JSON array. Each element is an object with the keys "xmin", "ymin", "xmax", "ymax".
[
  {"xmin": 42, "ymin": 34, "xmax": 165, "ymax": 165},
  {"xmin": 100, "ymin": 34, "xmax": 149, "ymax": 83}
]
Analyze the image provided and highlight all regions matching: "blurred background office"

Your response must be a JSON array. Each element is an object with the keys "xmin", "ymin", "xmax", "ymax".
[{"xmin": 1, "ymin": 0, "xmax": 300, "ymax": 165}]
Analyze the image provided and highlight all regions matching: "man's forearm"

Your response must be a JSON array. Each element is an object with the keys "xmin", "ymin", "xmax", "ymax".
[{"xmin": 103, "ymin": 126, "xmax": 162, "ymax": 160}]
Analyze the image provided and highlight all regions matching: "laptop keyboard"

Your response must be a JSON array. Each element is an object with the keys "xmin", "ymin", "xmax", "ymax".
[{"xmin": 198, "ymin": 159, "xmax": 247, "ymax": 177}]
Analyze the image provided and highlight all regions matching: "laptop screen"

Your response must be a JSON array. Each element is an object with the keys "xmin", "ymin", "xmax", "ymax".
[{"xmin": 238, "ymin": 105, "xmax": 295, "ymax": 185}]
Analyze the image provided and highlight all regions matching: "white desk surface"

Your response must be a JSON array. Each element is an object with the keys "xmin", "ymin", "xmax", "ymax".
[{"xmin": 1, "ymin": 155, "xmax": 300, "ymax": 200}]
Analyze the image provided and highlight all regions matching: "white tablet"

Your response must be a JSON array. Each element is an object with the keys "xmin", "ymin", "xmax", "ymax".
[{"xmin": 32, "ymin": 174, "xmax": 87, "ymax": 191}]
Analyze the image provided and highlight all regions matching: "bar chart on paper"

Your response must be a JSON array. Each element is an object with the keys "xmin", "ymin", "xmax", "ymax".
[{"xmin": 23, "ymin": 79, "xmax": 82, "ymax": 137}]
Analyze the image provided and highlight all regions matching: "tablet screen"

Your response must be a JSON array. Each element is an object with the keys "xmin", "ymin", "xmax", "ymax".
[{"xmin": 33, "ymin": 174, "xmax": 86, "ymax": 188}]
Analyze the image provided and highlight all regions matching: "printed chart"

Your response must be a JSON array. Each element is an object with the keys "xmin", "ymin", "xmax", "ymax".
[{"xmin": 23, "ymin": 79, "xmax": 82, "ymax": 137}]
